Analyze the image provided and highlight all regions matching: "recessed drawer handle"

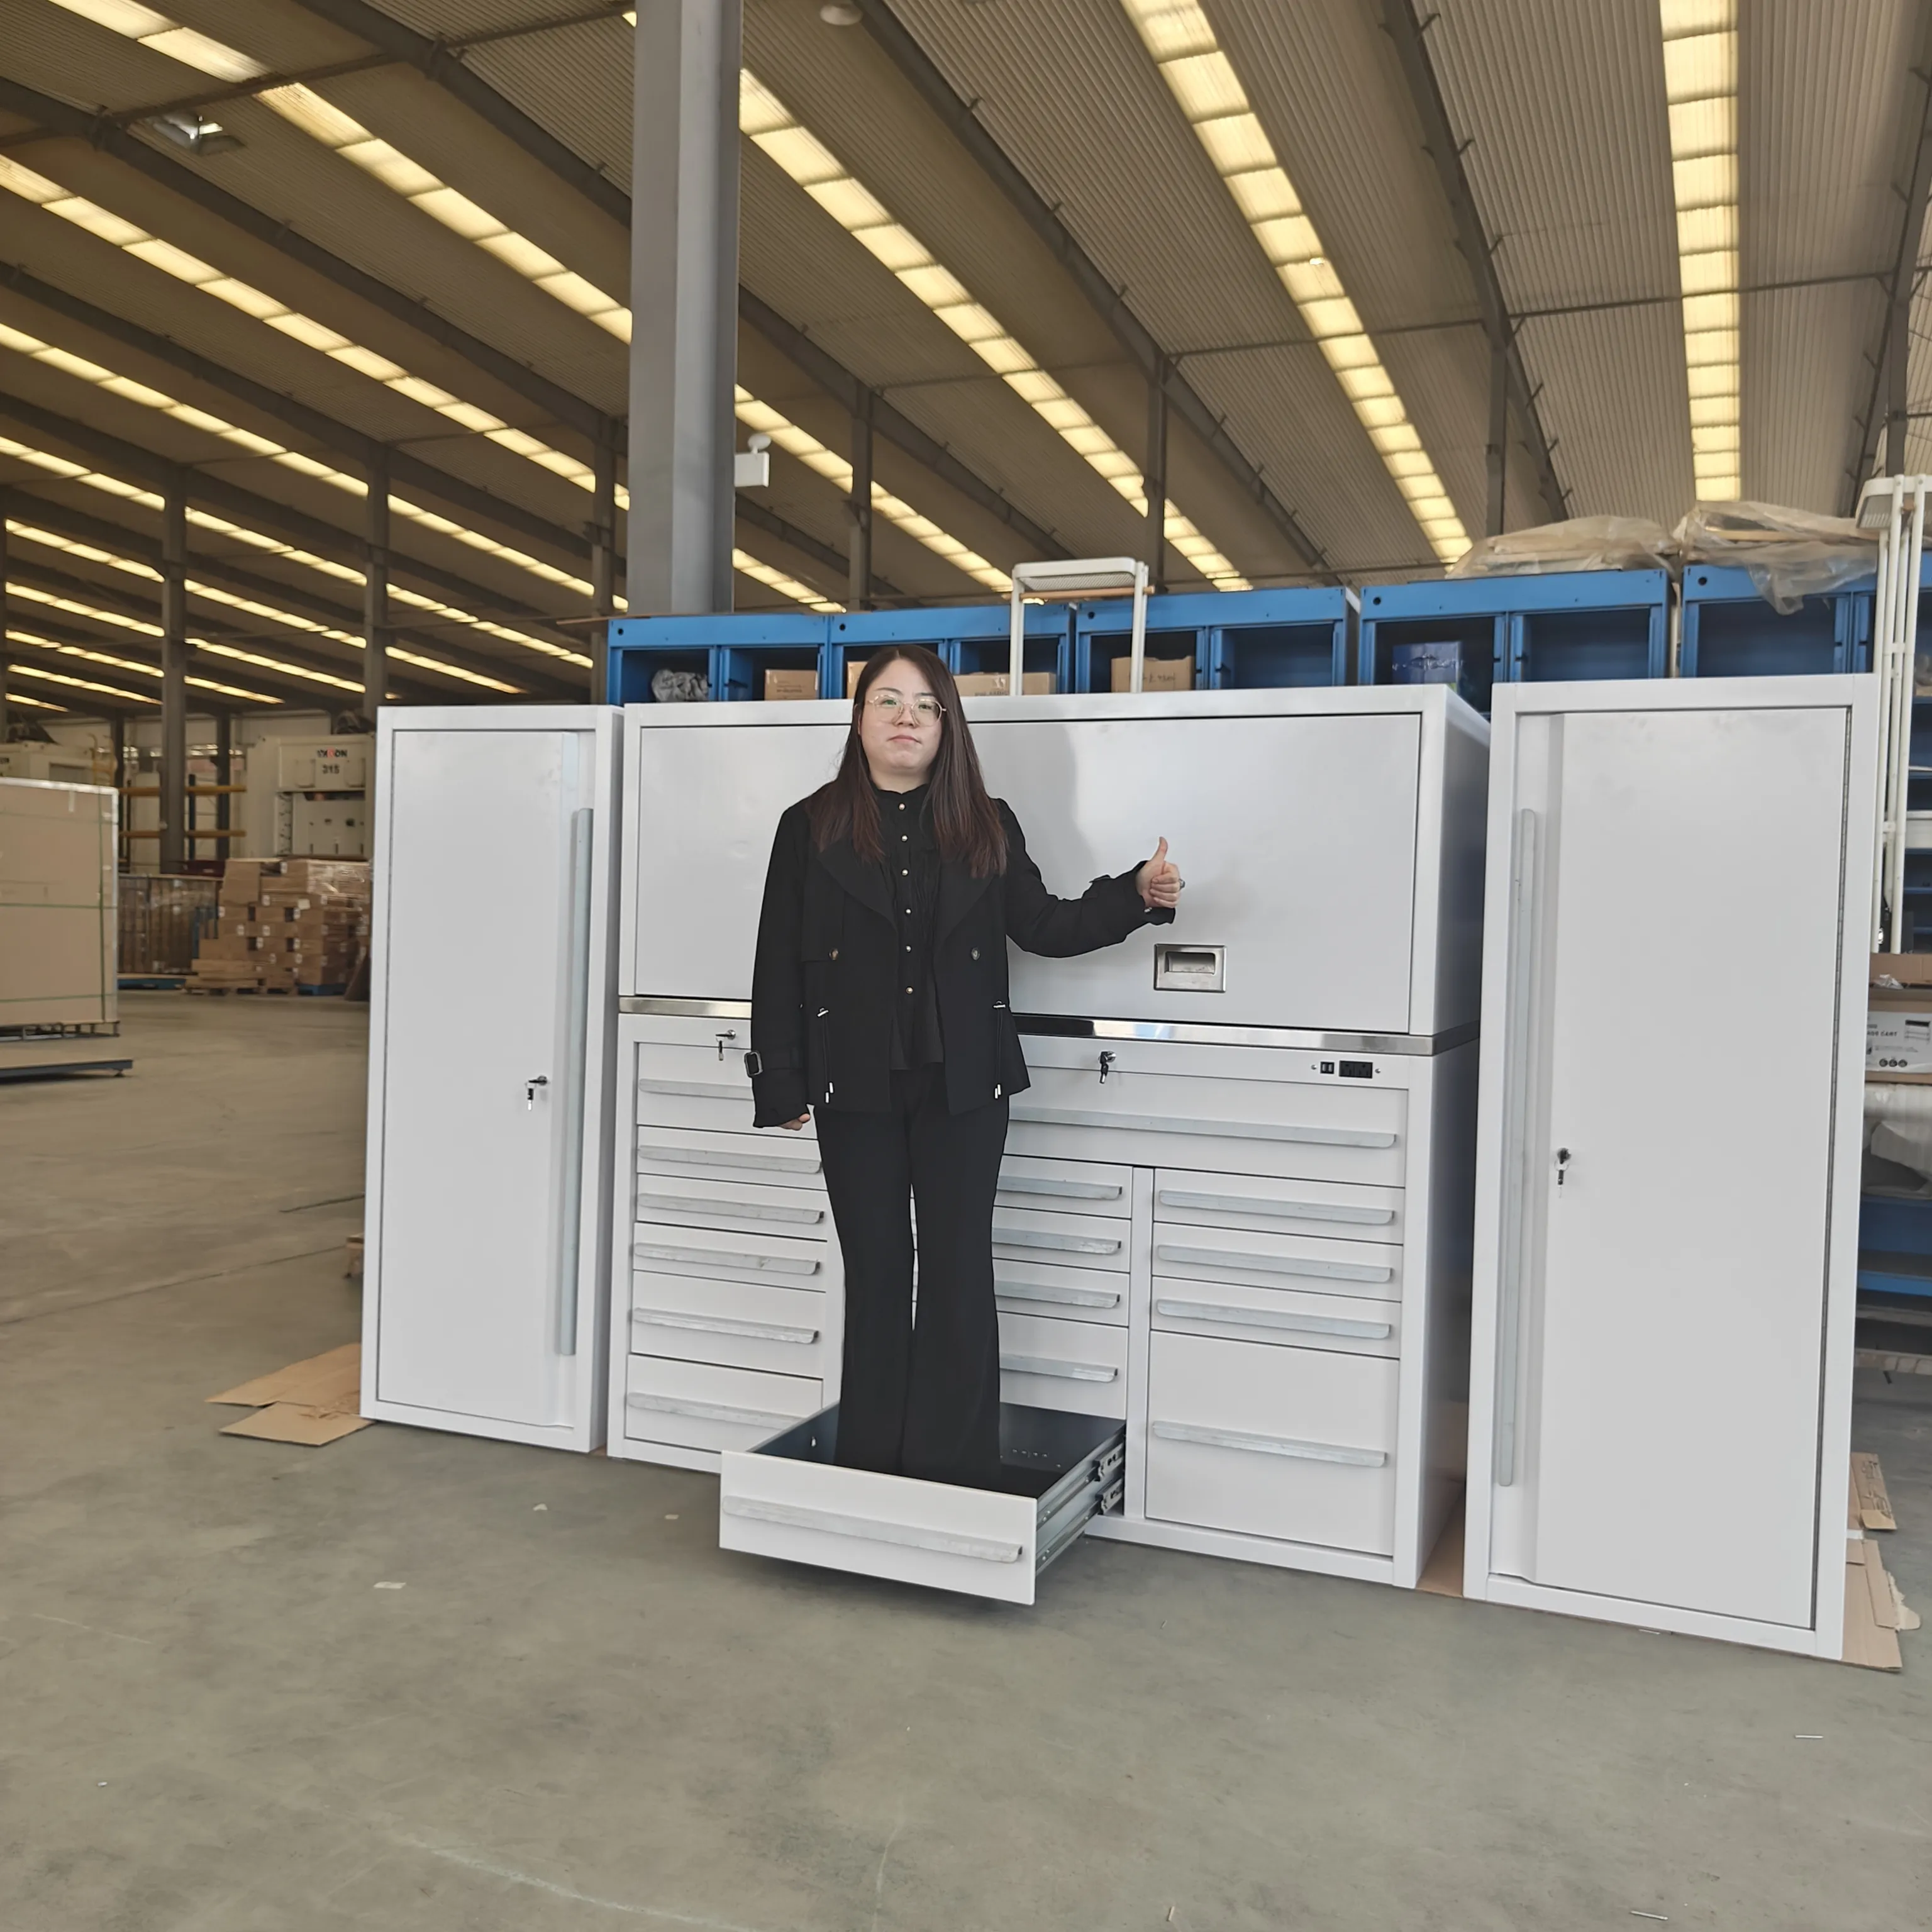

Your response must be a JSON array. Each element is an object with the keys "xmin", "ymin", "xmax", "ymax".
[
  {"xmin": 997, "ymin": 1175, "xmax": 1124, "ymax": 1201},
  {"xmin": 1154, "ymin": 1243, "xmax": 1392, "ymax": 1284},
  {"xmin": 1012, "ymin": 1104, "xmax": 1396, "ymax": 1148},
  {"xmin": 634, "ymin": 1241, "xmax": 821, "ymax": 1277},
  {"xmin": 633, "ymin": 1310, "xmax": 819, "ymax": 1345},
  {"xmin": 628, "ymin": 1392, "xmax": 797, "ymax": 1430},
  {"xmin": 639, "ymin": 1142, "xmax": 822, "ymax": 1179},
  {"xmin": 638, "ymin": 1077, "xmax": 748, "ymax": 1099},
  {"xmin": 723, "ymin": 1495, "xmax": 1022, "ymax": 1564},
  {"xmin": 1155, "ymin": 1298, "xmax": 1392, "ymax": 1341},
  {"xmin": 999, "ymin": 1353, "xmax": 1118, "ymax": 1382},
  {"xmin": 636, "ymin": 1190, "xmax": 826, "ymax": 1226},
  {"xmin": 993, "ymin": 1226, "xmax": 1123, "ymax": 1256},
  {"xmin": 1151, "ymin": 1421, "xmax": 1388, "ymax": 1467},
  {"xmin": 1157, "ymin": 1189, "xmax": 1394, "ymax": 1225},
  {"xmin": 994, "ymin": 1278, "xmax": 1122, "ymax": 1310}
]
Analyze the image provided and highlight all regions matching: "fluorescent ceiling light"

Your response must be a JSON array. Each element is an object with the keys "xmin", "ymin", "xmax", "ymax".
[
  {"xmin": 10, "ymin": 626, "xmax": 279, "ymax": 702},
  {"xmin": 0, "ymin": 155, "xmax": 618, "ymax": 508},
  {"xmin": 733, "ymin": 547, "xmax": 841, "ymax": 612},
  {"xmin": 45, "ymin": 3, "xmax": 631, "ymax": 341},
  {"xmin": 0, "ymin": 316, "xmax": 596, "ymax": 599},
  {"xmin": 734, "ymin": 386, "xmax": 1007, "ymax": 591},
  {"xmin": 1660, "ymin": 0, "xmax": 1741, "ymax": 501},
  {"xmin": 4, "ymin": 686, "xmax": 66, "ymax": 709},
  {"xmin": 1119, "ymin": 1, "xmax": 1468, "ymax": 565},
  {"xmin": 0, "ymin": 444, "xmax": 580, "ymax": 675},
  {"xmin": 7, "ymin": 658, "xmax": 155, "ymax": 704},
  {"xmin": 740, "ymin": 70, "xmax": 1250, "ymax": 589}
]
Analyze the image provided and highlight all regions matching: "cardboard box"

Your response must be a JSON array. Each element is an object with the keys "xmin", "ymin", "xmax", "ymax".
[
  {"xmin": 1111, "ymin": 655, "xmax": 1194, "ymax": 692},
  {"xmin": 0, "ymin": 777, "xmax": 118, "ymax": 1026},
  {"xmin": 1868, "ymin": 955, "xmax": 1932, "ymax": 1072},
  {"xmin": 763, "ymin": 668, "xmax": 820, "ymax": 701},
  {"xmin": 953, "ymin": 671, "xmax": 1056, "ymax": 696}
]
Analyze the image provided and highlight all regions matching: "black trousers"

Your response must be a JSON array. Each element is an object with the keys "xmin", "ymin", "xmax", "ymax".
[{"xmin": 814, "ymin": 1065, "xmax": 1009, "ymax": 1484}]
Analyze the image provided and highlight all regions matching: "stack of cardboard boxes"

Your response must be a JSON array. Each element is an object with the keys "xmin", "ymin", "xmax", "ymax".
[{"xmin": 189, "ymin": 858, "xmax": 370, "ymax": 994}]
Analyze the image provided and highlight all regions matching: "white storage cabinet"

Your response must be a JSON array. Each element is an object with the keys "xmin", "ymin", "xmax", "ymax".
[
  {"xmin": 362, "ymin": 708, "xmax": 621, "ymax": 1451},
  {"xmin": 611, "ymin": 687, "xmax": 1487, "ymax": 1602},
  {"xmin": 1463, "ymin": 679, "xmax": 1877, "ymax": 1658}
]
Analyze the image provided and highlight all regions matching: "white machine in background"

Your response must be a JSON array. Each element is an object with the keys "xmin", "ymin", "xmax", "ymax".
[
  {"xmin": 611, "ymin": 687, "xmax": 1487, "ymax": 1604},
  {"xmin": 360, "ymin": 708, "xmax": 621, "ymax": 1451},
  {"xmin": 246, "ymin": 736, "xmax": 370, "ymax": 857},
  {"xmin": 1463, "ymin": 678, "xmax": 1877, "ymax": 1660}
]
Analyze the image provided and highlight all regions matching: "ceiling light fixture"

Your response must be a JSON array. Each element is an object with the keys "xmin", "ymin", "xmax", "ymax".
[
  {"xmin": 1119, "ymin": 0, "xmax": 1469, "ymax": 564},
  {"xmin": 3, "ymin": 686, "xmax": 67, "ymax": 710},
  {"xmin": 10, "ymin": 626, "xmax": 280, "ymax": 702},
  {"xmin": 0, "ymin": 446, "xmax": 577, "ymax": 675},
  {"xmin": 740, "ymin": 69, "xmax": 1250, "ymax": 589},
  {"xmin": 147, "ymin": 109, "xmax": 241, "ymax": 155},
  {"xmin": 1660, "ymin": 0, "xmax": 1741, "ymax": 501},
  {"xmin": 733, "ymin": 547, "xmax": 841, "ymax": 613},
  {"xmin": 0, "ymin": 155, "xmax": 617, "ymax": 506},
  {"xmin": 0, "ymin": 317, "xmax": 596, "ymax": 597},
  {"xmin": 44, "ymin": 3, "xmax": 631, "ymax": 340},
  {"xmin": 6, "ymin": 658, "xmax": 155, "ymax": 704},
  {"xmin": 734, "ymin": 386, "xmax": 1008, "ymax": 591}
]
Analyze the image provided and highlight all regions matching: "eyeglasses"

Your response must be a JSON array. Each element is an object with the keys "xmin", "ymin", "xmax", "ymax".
[{"xmin": 864, "ymin": 687, "xmax": 945, "ymax": 724}]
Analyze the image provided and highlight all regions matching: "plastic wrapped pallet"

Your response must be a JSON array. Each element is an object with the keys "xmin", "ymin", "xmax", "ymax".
[
  {"xmin": 1446, "ymin": 516, "xmax": 1675, "ymax": 579},
  {"xmin": 1672, "ymin": 501, "xmax": 1879, "ymax": 614},
  {"xmin": 192, "ymin": 857, "xmax": 369, "ymax": 992},
  {"xmin": 0, "ymin": 777, "xmax": 118, "ymax": 1026}
]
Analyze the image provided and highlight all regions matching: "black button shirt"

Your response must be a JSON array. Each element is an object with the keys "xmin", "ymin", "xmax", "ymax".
[{"xmin": 875, "ymin": 782, "xmax": 945, "ymax": 1069}]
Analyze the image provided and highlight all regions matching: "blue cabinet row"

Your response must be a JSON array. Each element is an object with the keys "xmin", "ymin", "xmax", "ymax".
[{"xmin": 608, "ymin": 558, "xmax": 1907, "ymax": 706}]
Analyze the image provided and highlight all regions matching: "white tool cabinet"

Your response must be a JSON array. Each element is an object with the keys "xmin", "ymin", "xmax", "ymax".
[
  {"xmin": 1463, "ymin": 679, "xmax": 1878, "ymax": 1658},
  {"xmin": 610, "ymin": 689, "xmax": 1487, "ymax": 1602},
  {"xmin": 362, "ymin": 708, "xmax": 621, "ymax": 1450}
]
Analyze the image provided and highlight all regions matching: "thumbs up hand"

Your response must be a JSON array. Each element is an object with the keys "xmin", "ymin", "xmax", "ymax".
[{"xmin": 1136, "ymin": 835, "xmax": 1182, "ymax": 910}]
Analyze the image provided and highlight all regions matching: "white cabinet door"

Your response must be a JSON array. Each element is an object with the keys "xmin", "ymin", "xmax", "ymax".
[
  {"xmin": 365, "ymin": 711, "xmax": 616, "ymax": 1446},
  {"xmin": 1513, "ymin": 705, "xmax": 1850, "ymax": 1626}
]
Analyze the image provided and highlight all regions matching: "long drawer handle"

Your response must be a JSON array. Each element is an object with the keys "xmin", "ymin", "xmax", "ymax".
[
  {"xmin": 1157, "ymin": 1189, "xmax": 1394, "ymax": 1226},
  {"xmin": 997, "ymin": 1174, "xmax": 1124, "ymax": 1202},
  {"xmin": 640, "ymin": 1141, "xmax": 822, "ymax": 1179},
  {"xmin": 633, "ymin": 1309, "xmax": 819, "ymax": 1345},
  {"xmin": 995, "ymin": 1277, "xmax": 1122, "ymax": 1310},
  {"xmin": 1012, "ymin": 1104, "xmax": 1396, "ymax": 1149},
  {"xmin": 634, "ymin": 1241, "xmax": 821, "ymax": 1277},
  {"xmin": 1151, "ymin": 1420, "xmax": 1388, "ymax": 1468},
  {"xmin": 636, "ymin": 1189, "xmax": 826, "ymax": 1226},
  {"xmin": 999, "ymin": 1352, "xmax": 1119, "ymax": 1383},
  {"xmin": 723, "ymin": 1494, "xmax": 1022, "ymax": 1565},
  {"xmin": 628, "ymin": 1392, "xmax": 798, "ymax": 1430},
  {"xmin": 638, "ymin": 1077, "xmax": 749, "ymax": 1099},
  {"xmin": 1154, "ymin": 1242, "xmax": 1392, "ymax": 1284},
  {"xmin": 993, "ymin": 1225, "xmax": 1123, "ymax": 1257},
  {"xmin": 1155, "ymin": 1297, "xmax": 1392, "ymax": 1341}
]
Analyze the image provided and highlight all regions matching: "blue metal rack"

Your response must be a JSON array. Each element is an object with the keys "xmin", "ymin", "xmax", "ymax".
[
  {"xmin": 1859, "ymin": 1193, "xmax": 1932, "ymax": 1301},
  {"xmin": 1357, "ymin": 570, "xmax": 1670, "ymax": 710},
  {"xmin": 606, "ymin": 613, "xmax": 828, "ymax": 704},
  {"xmin": 1074, "ymin": 586, "xmax": 1355, "ymax": 694},
  {"xmin": 1679, "ymin": 565, "xmax": 1872, "ymax": 677},
  {"xmin": 824, "ymin": 604, "xmax": 1072, "ymax": 697}
]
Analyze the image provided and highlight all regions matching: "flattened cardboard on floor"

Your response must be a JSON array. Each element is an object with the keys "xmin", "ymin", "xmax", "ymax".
[
  {"xmin": 1843, "ymin": 1542, "xmax": 1906, "ymax": 1670},
  {"xmin": 1851, "ymin": 1452, "xmax": 1898, "ymax": 1531},
  {"xmin": 209, "ymin": 1343, "xmax": 366, "ymax": 1445}
]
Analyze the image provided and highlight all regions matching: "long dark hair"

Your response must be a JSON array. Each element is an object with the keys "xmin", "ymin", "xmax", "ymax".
[{"xmin": 807, "ymin": 645, "xmax": 1008, "ymax": 877}]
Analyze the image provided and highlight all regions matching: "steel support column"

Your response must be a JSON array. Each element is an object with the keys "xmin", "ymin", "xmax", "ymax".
[
  {"xmin": 591, "ymin": 438, "xmax": 617, "ymax": 700},
  {"xmin": 0, "ymin": 499, "xmax": 9, "ymax": 742},
  {"xmin": 1486, "ymin": 337, "xmax": 1509, "ymax": 536},
  {"xmin": 630, "ymin": 0, "xmax": 741, "ymax": 613},
  {"xmin": 364, "ymin": 453, "xmax": 390, "ymax": 724},
  {"xmin": 1145, "ymin": 362, "xmax": 1169, "ymax": 593},
  {"xmin": 159, "ymin": 490, "xmax": 187, "ymax": 875},
  {"xmin": 1890, "ymin": 271, "xmax": 1914, "ymax": 475},
  {"xmin": 215, "ymin": 710, "xmax": 232, "ymax": 839},
  {"xmin": 849, "ymin": 389, "xmax": 875, "ymax": 612}
]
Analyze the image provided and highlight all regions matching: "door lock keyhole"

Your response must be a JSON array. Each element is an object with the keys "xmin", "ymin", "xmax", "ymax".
[
  {"xmin": 1555, "ymin": 1146, "xmax": 1571, "ymax": 1187},
  {"xmin": 526, "ymin": 1074, "xmax": 549, "ymax": 1109},
  {"xmin": 1097, "ymin": 1050, "xmax": 1116, "ymax": 1084},
  {"xmin": 715, "ymin": 1028, "xmax": 738, "ymax": 1062}
]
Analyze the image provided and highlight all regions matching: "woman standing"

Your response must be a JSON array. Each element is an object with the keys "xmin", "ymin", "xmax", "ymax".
[{"xmin": 748, "ymin": 646, "xmax": 1182, "ymax": 1486}]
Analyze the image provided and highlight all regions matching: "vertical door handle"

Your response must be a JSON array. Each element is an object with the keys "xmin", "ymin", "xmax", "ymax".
[
  {"xmin": 553, "ymin": 806, "xmax": 594, "ymax": 1356},
  {"xmin": 1496, "ymin": 807, "xmax": 1540, "ymax": 1489},
  {"xmin": 526, "ymin": 1074, "xmax": 549, "ymax": 1108}
]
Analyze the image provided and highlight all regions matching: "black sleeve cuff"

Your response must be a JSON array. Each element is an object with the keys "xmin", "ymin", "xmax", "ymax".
[{"xmin": 751, "ymin": 1073, "xmax": 810, "ymax": 1129}]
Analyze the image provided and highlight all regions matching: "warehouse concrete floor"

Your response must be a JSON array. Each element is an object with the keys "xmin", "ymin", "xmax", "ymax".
[{"xmin": 3, "ymin": 995, "xmax": 1929, "ymax": 1932}]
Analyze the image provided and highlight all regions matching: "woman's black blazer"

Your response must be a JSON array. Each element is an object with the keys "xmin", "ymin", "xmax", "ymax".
[{"xmin": 749, "ymin": 797, "xmax": 1172, "ymax": 1126}]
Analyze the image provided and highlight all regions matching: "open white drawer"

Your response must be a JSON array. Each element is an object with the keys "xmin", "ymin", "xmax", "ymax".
[{"xmin": 719, "ymin": 1404, "xmax": 1125, "ymax": 1606}]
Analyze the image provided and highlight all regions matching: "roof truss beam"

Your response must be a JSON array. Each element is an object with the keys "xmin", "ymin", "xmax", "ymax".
[
  {"xmin": 1379, "ymin": 0, "xmax": 1567, "ymax": 525},
  {"xmin": 736, "ymin": 495, "xmax": 906, "ymax": 602},
  {"xmin": 850, "ymin": 0, "xmax": 1335, "ymax": 581}
]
